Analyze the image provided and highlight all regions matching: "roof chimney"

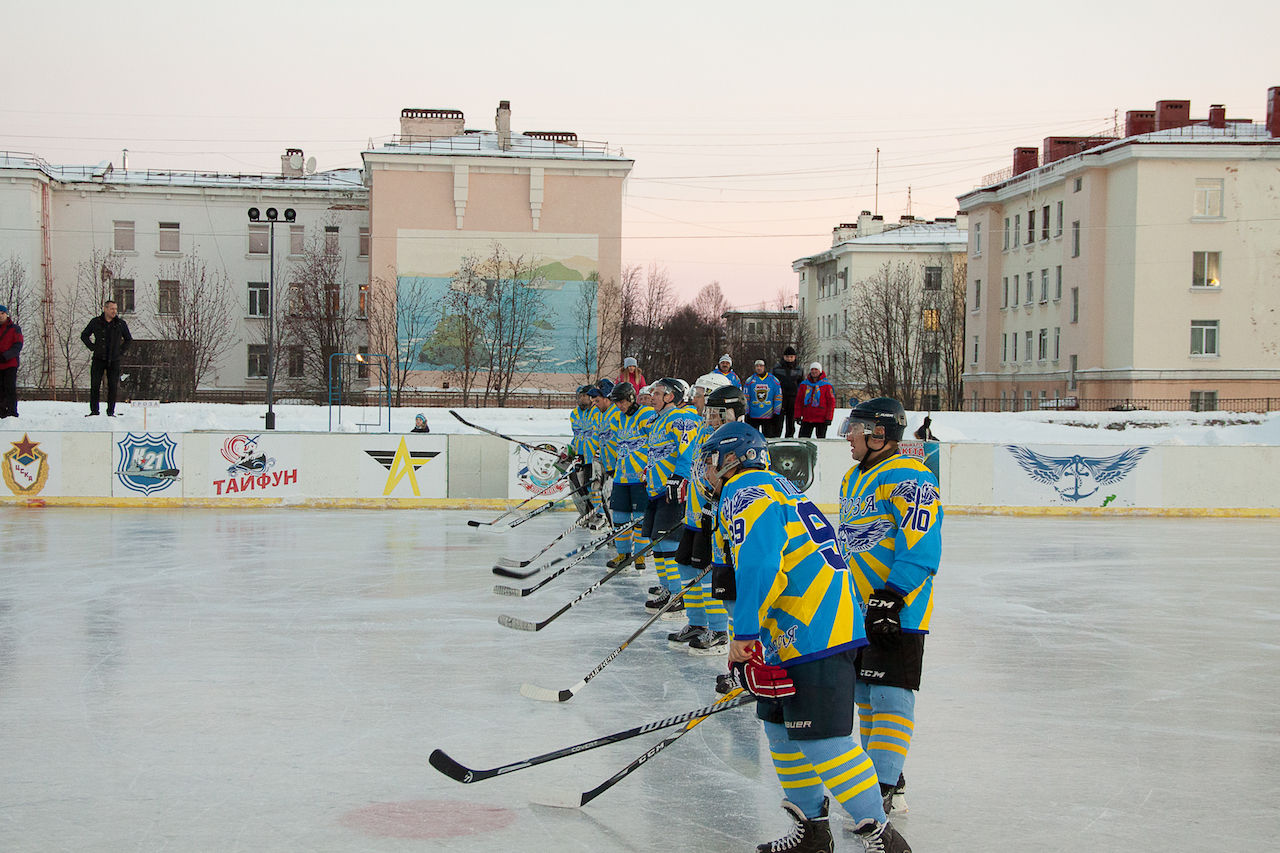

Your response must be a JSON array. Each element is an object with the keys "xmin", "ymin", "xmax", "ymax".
[
  {"xmin": 1125, "ymin": 110, "xmax": 1156, "ymax": 137},
  {"xmin": 1268, "ymin": 86, "xmax": 1280, "ymax": 138},
  {"xmin": 281, "ymin": 148, "xmax": 304, "ymax": 177},
  {"xmin": 1154, "ymin": 100, "xmax": 1191, "ymax": 131},
  {"xmin": 1013, "ymin": 147, "xmax": 1039, "ymax": 177},
  {"xmin": 496, "ymin": 100, "xmax": 512, "ymax": 151},
  {"xmin": 1207, "ymin": 105, "xmax": 1227, "ymax": 129},
  {"xmin": 399, "ymin": 108, "xmax": 465, "ymax": 141}
]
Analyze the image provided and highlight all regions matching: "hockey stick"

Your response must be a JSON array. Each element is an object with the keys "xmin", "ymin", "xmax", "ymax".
[
  {"xmin": 467, "ymin": 467, "xmax": 576, "ymax": 528},
  {"xmin": 530, "ymin": 689, "xmax": 749, "ymax": 809},
  {"xmin": 449, "ymin": 410, "xmax": 555, "ymax": 453},
  {"xmin": 519, "ymin": 564, "xmax": 713, "ymax": 701},
  {"xmin": 428, "ymin": 689, "xmax": 753, "ymax": 785},
  {"xmin": 505, "ymin": 488, "xmax": 590, "ymax": 531},
  {"xmin": 492, "ymin": 520, "xmax": 636, "ymax": 587},
  {"xmin": 496, "ymin": 522, "xmax": 682, "ymax": 632},
  {"xmin": 488, "ymin": 517, "xmax": 640, "ymax": 591}
]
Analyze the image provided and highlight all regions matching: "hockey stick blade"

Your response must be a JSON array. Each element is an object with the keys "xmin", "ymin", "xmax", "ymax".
[
  {"xmin": 492, "ymin": 584, "xmax": 522, "ymax": 597},
  {"xmin": 429, "ymin": 691, "xmax": 752, "ymax": 785},
  {"xmin": 497, "ymin": 614, "xmax": 539, "ymax": 632},
  {"xmin": 491, "ymin": 564, "xmax": 539, "ymax": 580},
  {"xmin": 495, "ymin": 556, "xmax": 531, "ymax": 569},
  {"xmin": 519, "ymin": 681, "xmax": 578, "ymax": 703}
]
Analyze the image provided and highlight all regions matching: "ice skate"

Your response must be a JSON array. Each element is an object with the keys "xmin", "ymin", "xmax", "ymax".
[
  {"xmin": 644, "ymin": 588, "xmax": 671, "ymax": 612},
  {"xmin": 667, "ymin": 624, "xmax": 700, "ymax": 649},
  {"xmin": 687, "ymin": 628, "xmax": 728, "ymax": 655},
  {"xmin": 882, "ymin": 774, "xmax": 908, "ymax": 817},
  {"xmin": 756, "ymin": 798, "xmax": 832, "ymax": 853},
  {"xmin": 848, "ymin": 818, "xmax": 910, "ymax": 852}
]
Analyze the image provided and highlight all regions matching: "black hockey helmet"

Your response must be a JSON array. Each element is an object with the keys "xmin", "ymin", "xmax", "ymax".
[
  {"xmin": 705, "ymin": 385, "xmax": 747, "ymax": 422},
  {"xmin": 576, "ymin": 384, "xmax": 592, "ymax": 396},
  {"xmin": 654, "ymin": 377, "xmax": 686, "ymax": 405},
  {"xmin": 609, "ymin": 382, "xmax": 636, "ymax": 404},
  {"xmin": 841, "ymin": 396, "xmax": 907, "ymax": 441}
]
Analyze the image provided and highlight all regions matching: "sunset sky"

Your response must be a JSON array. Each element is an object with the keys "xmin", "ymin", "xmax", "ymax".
[{"xmin": 5, "ymin": 0, "xmax": 1275, "ymax": 307}]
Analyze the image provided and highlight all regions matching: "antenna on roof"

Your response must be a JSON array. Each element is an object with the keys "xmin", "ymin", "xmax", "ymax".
[
  {"xmin": 288, "ymin": 152, "xmax": 304, "ymax": 172},
  {"xmin": 304, "ymin": 156, "xmax": 316, "ymax": 175}
]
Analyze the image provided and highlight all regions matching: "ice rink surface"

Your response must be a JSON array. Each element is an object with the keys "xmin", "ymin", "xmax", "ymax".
[{"xmin": 1, "ymin": 507, "xmax": 1277, "ymax": 852}]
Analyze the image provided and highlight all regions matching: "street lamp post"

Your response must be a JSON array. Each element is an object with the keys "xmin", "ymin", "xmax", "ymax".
[{"xmin": 247, "ymin": 206, "xmax": 295, "ymax": 430}]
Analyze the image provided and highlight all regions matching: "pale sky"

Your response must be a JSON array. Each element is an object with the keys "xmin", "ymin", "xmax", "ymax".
[{"xmin": 4, "ymin": 0, "xmax": 1276, "ymax": 307}]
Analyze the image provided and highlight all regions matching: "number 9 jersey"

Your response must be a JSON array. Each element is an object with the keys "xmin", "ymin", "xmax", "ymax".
[
  {"xmin": 717, "ymin": 468, "xmax": 866, "ymax": 667},
  {"xmin": 837, "ymin": 456, "xmax": 943, "ymax": 634}
]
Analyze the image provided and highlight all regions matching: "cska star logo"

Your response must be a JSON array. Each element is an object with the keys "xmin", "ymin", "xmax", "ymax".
[{"xmin": 3, "ymin": 434, "xmax": 49, "ymax": 495}]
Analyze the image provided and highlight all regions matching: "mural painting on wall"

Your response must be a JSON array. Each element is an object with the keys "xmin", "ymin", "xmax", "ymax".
[
  {"xmin": 212, "ymin": 434, "xmax": 297, "ymax": 495},
  {"xmin": 4, "ymin": 434, "xmax": 49, "ymax": 495},
  {"xmin": 115, "ymin": 433, "xmax": 181, "ymax": 495},
  {"xmin": 395, "ymin": 231, "xmax": 600, "ymax": 376},
  {"xmin": 1000, "ymin": 445, "xmax": 1152, "ymax": 506}
]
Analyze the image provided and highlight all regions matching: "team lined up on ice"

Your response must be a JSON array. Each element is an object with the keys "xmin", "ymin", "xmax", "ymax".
[{"xmin": 560, "ymin": 366, "xmax": 942, "ymax": 853}]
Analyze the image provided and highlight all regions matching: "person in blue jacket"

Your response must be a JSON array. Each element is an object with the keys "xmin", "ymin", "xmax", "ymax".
[
  {"xmin": 743, "ymin": 359, "xmax": 782, "ymax": 437},
  {"xmin": 712, "ymin": 354, "xmax": 741, "ymax": 388}
]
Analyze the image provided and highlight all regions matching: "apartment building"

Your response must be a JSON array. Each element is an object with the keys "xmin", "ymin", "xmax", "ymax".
[{"xmin": 959, "ymin": 87, "xmax": 1280, "ymax": 411}]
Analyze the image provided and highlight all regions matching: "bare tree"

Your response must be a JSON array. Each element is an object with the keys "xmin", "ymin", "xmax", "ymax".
[
  {"xmin": 365, "ymin": 266, "xmax": 441, "ymax": 406},
  {"xmin": 620, "ymin": 263, "xmax": 676, "ymax": 373},
  {"xmin": 53, "ymin": 250, "xmax": 127, "ymax": 391},
  {"xmin": 0, "ymin": 255, "xmax": 43, "ymax": 387},
  {"xmin": 931, "ymin": 255, "xmax": 968, "ymax": 410},
  {"xmin": 594, "ymin": 274, "xmax": 623, "ymax": 384},
  {"xmin": 421, "ymin": 252, "xmax": 488, "ymax": 404},
  {"xmin": 478, "ymin": 245, "xmax": 549, "ymax": 405},
  {"xmin": 844, "ymin": 261, "xmax": 929, "ymax": 407},
  {"xmin": 572, "ymin": 273, "xmax": 601, "ymax": 386},
  {"xmin": 135, "ymin": 252, "xmax": 237, "ymax": 399}
]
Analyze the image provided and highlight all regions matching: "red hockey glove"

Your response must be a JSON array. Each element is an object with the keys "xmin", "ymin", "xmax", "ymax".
[{"xmin": 731, "ymin": 643, "xmax": 795, "ymax": 699}]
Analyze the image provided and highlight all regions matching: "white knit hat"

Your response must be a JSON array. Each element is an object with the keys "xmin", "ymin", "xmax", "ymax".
[
  {"xmin": 809, "ymin": 362, "xmax": 822, "ymax": 372},
  {"xmin": 719, "ymin": 354, "xmax": 732, "ymax": 365}
]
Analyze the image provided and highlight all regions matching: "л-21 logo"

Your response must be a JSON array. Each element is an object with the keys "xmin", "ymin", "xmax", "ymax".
[{"xmin": 116, "ymin": 433, "xmax": 180, "ymax": 495}]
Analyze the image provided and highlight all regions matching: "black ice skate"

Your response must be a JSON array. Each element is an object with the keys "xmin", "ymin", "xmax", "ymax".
[
  {"xmin": 688, "ymin": 628, "xmax": 729, "ymax": 656},
  {"xmin": 881, "ymin": 773, "xmax": 908, "ymax": 816},
  {"xmin": 667, "ymin": 624, "xmax": 700, "ymax": 648},
  {"xmin": 756, "ymin": 798, "xmax": 833, "ymax": 853},
  {"xmin": 644, "ymin": 588, "xmax": 671, "ymax": 612},
  {"xmin": 849, "ymin": 818, "xmax": 910, "ymax": 853}
]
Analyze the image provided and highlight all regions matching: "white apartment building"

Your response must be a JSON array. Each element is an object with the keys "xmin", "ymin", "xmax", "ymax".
[
  {"xmin": 0, "ymin": 150, "xmax": 369, "ymax": 395},
  {"xmin": 793, "ymin": 212, "xmax": 967, "ymax": 406},
  {"xmin": 959, "ymin": 88, "xmax": 1280, "ymax": 412}
]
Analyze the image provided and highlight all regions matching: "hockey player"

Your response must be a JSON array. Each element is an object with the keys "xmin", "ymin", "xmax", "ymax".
[
  {"xmin": 702, "ymin": 422, "xmax": 911, "ymax": 853},
  {"xmin": 836, "ymin": 397, "xmax": 943, "ymax": 820},
  {"xmin": 642, "ymin": 378, "xmax": 700, "ymax": 618},
  {"xmin": 743, "ymin": 359, "xmax": 783, "ymax": 437},
  {"xmin": 564, "ymin": 385, "xmax": 597, "ymax": 518},
  {"xmin": 590, "ymin": 379, "xmax": 620, "ymax": 527},
  {"xmin": 605, "ymin": 382, "xmax": 654, "ymax": 570},
  {"xmin": 712, "ymin": 354, "xmax": 742, "ymax": 387},
  {"xmin": 701, "ymin": 383, "xmax": 749, "ymax": 687},
  {"xmin": 667, "ymin": 373, "xmax": 734, "ymax": 655}
]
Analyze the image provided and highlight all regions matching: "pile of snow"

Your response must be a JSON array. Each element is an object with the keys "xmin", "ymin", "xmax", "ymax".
[{"xmin": 5, "ymin": 401, "xmax": 1278, "ymax": 446}]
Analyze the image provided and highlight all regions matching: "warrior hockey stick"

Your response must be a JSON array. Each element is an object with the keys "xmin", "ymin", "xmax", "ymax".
[
  {"xmin": 519, "ymin": 564, "xmax": 713, "ymax": 701},
  {"xmin": 467, "ymin": 468, "xmax": 575, "ymax": 528},
  {"xmin": 529, "ymin": 689, "xmax": 749, "ymax": 809},
  {"xmin": 496, "ymin": 522, "xmax": 682, "ymax": 632},
  {"xmin": 492, "ymin": 520, "xmax": 636, "ymax": 587},
  {"xmin": 428, "ymin": 689, "xmax": 753, "ymax": 785}
]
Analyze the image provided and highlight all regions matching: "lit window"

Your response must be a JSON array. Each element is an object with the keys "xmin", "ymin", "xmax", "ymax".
[{"xmin": 1192, "ymin": 251, "xmax": 1221, "ymax": 288}]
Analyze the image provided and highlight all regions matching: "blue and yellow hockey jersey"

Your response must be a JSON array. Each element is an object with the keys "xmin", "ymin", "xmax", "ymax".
[
  {"xmin": 743, "ymin": 373, "xmax": 782, "ymax": 419},
  {"xmin": 595, "ymin": 405, "xmax": 622, "ymax": 473},
  {"xmin": 613, "ymin": 405, "xmax": 655, "ymax": 484},
  {"xmin": 684, "ymin": 418, "xmax": 716, "ymax": 529},
  {"xmin": 570, "ymin": 405, "xmax": 595, "ymax": 462},
  {"xmin": 645, "ymin": 404, "xmax": 700, "ymax": 497},
  {"xmin": 837, "ymin": 455, "xmax": 943, "ymax": 633},
  {"xmin": 717, "ymin": 468, "xmax": 866, "ymax": 667}
]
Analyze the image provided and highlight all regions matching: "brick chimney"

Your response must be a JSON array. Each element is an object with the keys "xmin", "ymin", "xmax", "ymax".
[
  {"xmin": 1013, "ymin": 147, "xmax": 1039, "ymax": 176},
  {"xmin": 1155, "ymin": 100, "xmax": 1191, "ymax": 131},
  {"xmin": 280, "ymin": 148, "xmax": 304, "ymax": 177},
  {"xmin": 1268, "ymin": 86, "xmax": 1280, "ymax": 138},
  {"xmin": 399, "ymin": 108, "xmax": 465, "ymax": 141},
  {"xmin": 1207, "ymin": 105, "xmax": 1227, "ymax": 129},
  {"xmin": 496, "ymin": 100, "xmax": 512, "ymax": 151},
  {"xmin": 1126, "ymin": 110, "xmax": 1156, "ymax": 137}
]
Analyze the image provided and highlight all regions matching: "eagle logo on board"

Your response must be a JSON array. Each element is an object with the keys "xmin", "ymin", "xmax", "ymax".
[{"xmin": 1005, "ymin": 445, "xmax": 1149, "ymax": 503}]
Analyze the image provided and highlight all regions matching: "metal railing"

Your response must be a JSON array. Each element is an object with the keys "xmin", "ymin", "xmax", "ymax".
[
  {"xmin": 19, "ymin": 386, "xmax": 580, "ymax": 409},
  {"xmin": 961, "ymin": 397, "xmax": 1278, "ymax": 414}
]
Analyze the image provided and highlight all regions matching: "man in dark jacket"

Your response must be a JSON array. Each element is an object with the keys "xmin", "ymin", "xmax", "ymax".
[
  {"xmin": 0, "ymin": 305, "xmax": 23, "ymax": 418},
  {"xmin": 81, "ymin": 300, "xmax": 133, "ymax": 417},
  {"xmin": 771, "ymin": 345, "xmax": 804, "ymax": 438}
]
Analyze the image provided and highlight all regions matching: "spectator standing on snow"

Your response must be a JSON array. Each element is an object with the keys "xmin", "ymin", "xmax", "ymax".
[
  {"xmin": 795, "ymin": 362, "xmax": 836, "ymax": 438},
  {"xmin": 81, "ymin": 300, "xmax": 132, "ymax": 418},
  {"xmin": 743, "ymin": 359, "xmax": 782, "ymax": 437},
  {"xmin": 771, "ymin": 345, "xmax": 803, "ymax": 438},
  {"xmin": 0, "ymin": 305, "xmax": 23, "ymax": 419},
  {"xmin": 914, "ymin": 415, "xmax": 936, "ymax": 441},
  {"xmin": 712, "ymin": 354, "xmax": 741, "ymax": 388},
  {"xmin": 411, "ymin": 413, "xmax": 431, "ymax": 433},
  {"xmin": 615, "ymin": 357, "xmax": 647, "ymax": 396}
]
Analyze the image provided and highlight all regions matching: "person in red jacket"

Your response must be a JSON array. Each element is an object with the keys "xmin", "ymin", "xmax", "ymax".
[
  {"xmin": 615, "ymin": 356, "xmax": 647, "ymax": 396},
  {"xmin": 795, "ymin": 361, "xmax": 835, "ymax": 438},
  {"xmin": 0, "ymin": 305, "xmax": 23, "ymax": 419}
]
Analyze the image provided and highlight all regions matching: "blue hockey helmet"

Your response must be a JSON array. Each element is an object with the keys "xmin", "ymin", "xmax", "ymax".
[
  {"xmin": 701, "ymin": 421, "xmax": 770, "ymax": 474},
  {"xmin": 576, "ymin": 384, "xmax": 592, "ymax": 396},
  {"xmin": 594, "ymin": 378, "xmax": 615, "ymax": 397}
]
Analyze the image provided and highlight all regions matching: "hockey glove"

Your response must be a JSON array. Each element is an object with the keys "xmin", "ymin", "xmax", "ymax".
[
  {"xmin": 666, "ymin": 476, "xmax": 686, "ymax": 503},
  {"xmin": 865, "ymin": 588, "xmax": 905, "ymax": 648},
  {"xmin": 731, "ymin": 643, "xmax": 796, "ymax": 699}
]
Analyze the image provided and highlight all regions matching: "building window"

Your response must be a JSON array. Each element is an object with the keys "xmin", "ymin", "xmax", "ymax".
[
  {"xmin": 1190, "ymin": 390, "xmax": 1218, "ymax": 412},
  {"xmin": 1194, "ymin": 179, "xmax": 1223, "ymax": 218},
  {"xmin": 923, "ymin": 351, "xmax": 940, "ymax": 378},
  {"xmin": 287, "ymin": 347, "xmax": 304, "ymax": 378},
  {"xmin": 157, "ymin": 280, "xmax": 179, "ymax": 315},
  {"xmin": 1055, "ymin": 265, "xmax": 1063, "ymax": 300},
  {"xmin": 921, "ymin": 309, "xmax": 940, "ymax": 331},
  {"xmin": 1192, "ymin": 251, "xmax": 1221, "ymax": 288},
  {"xmin": 158, "ymin": 222, "xmax": 180, "ymax": 253},
  {"xmin": 924, "ymin": 266, "xmax": 943, "ymax": 291},
  {"xmin": 1027, "ymin": 209, "xmax": 1035, "ymax": 244},
  {"xmin": 1000, "ymin": 390, "xmax": 1008, "ymax": 411},
  {"xmin": 1024, "ymin": 331, "xmax": 1033, "ymax": 362},
  {"xmin": 1038, "ymin": 328, "xmax": 1048, "ymax": 360},
  {"xmin": 324, "ymin": 225, "xmax": 339, "ymax": 253},
  {"xmin": 1073, "ymin": 177, "xmax": 1082, "ymax": 193},
  {"xmin": 326, "ymin": 284, "xmax": 341, "ymax": 315},
  {"xmin": 1003, "ymin": 217, "xmax": 1010, "ymax": 250},
  {"xmin": 1039, "ymin": 390, "xmax": 1047, "ymax": 407},
  {"xmin": 1023, "ymin": 390, "xmax": 1033, "ymax": 411},
  {"xmin": 1071, "ymin": 221, "xmax": 1081, "ymax": 257},
  {"xmin": 1001, "ymin": 332, "xmax": 1008, "ymax": 363},
  {"xmin": 248, "ymin": 281, "xmax": 269, "ymax": 317},
  {"xmin": 1053, "ymin": 327, "xmax": 1060, "ymax": 360},
  {"xmin": 290, "ymin": 224, "xmax": 305, "ymax": 255},
  {"xmin": 973, "ymin": 279, "xmax": 981, "ymax": 310},
  {"xmin": 1055, "ymin": 201, "xmax": 1064, "ymax": 236},
  {"xmin": 359, "ymin": 282, "xmax": 369, "ymax": 318},
  {"xmin": 1002, "ymin": 276, "xmax": 1009, "ymax": 308},
  {"xmin": 1012, "ymin": 274, "xmax": 1020, "ymax": 306},
  {"xmin": 249, "ymin": 224, "xmax": 270, "ymax": 256},
  {"xmin": 113, "ymin": 220, "xmax": 135, "ymax": 252},
  {"xmin": 357, "ymin": 346, "xmax": 369, "ymax": 379},
  {"xmin": 1040, "ymin": 269, "xmax": 1049, "ymax": 303},
  {"xmin": 1069, "ymin": 354, "xmax": 1078, "ymax": 390},
  {"xmin": 974, "ymin": 222, "xmax": 982, "ymax": 255},
  {"xmin": 1013, "ymin": 214, "xmax": 1021, "ymax": 247},
  {"xmin": 1011, "ymin": 332, "xmax": 1018, "ymax": 362},
  {"xmin": 1070, "ymin": 287, "xmax": 1079, "ymax": 323},
  {"xmin": 358, "ymin": 227, "xmax": 370, "ymax": 258},
  {"xmin": 1041, "ymin": 205, "xmax": 1050, "ymax": 240},
  {"xmin": 247, "ymin": 344, "xmax": 268, "ymax": 379},
  {"xmin": 972, "ymin": 335, "xmax": 979, "ymax": 364},
  {"xmin": 1190, "ymin": 320, "xmax": 1219, "ymax": 356},
  {"xmin": 111, "ymin": 279, "xmax": 135, "ymax": 313}
]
